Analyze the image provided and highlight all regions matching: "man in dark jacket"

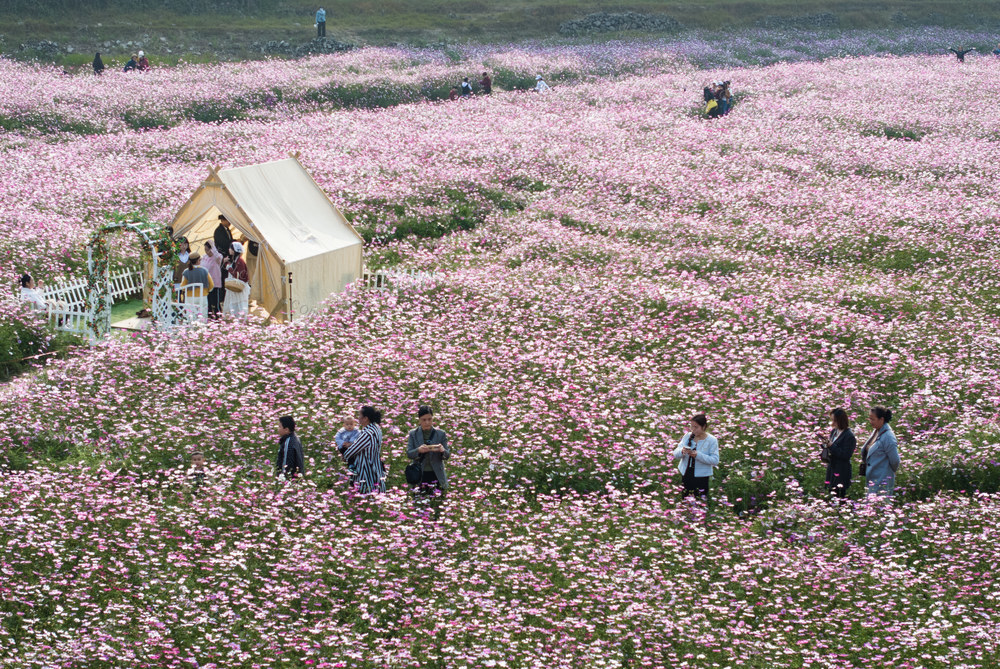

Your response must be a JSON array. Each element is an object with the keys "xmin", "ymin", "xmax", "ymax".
[
  {"xmin": 276, "ymin": 416, "xmax": 306, "ymax": 480},
  {"xmin": 214, "ymin": 215, "xmax": 233, "ymax": 256}
]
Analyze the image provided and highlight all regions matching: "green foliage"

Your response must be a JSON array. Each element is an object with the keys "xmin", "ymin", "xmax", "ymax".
[
  {"xmin": 860, "ymin": 124, "xmax": 928, "ymax": 141},
  {"xmin": 0, "ymin": 312, "xmax": 79, "ymax": 383}
]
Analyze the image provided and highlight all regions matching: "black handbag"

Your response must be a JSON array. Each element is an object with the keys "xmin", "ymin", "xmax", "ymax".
[{"xmin": 405, "ymin": 455, "xmax": 424, "ymax": 485}]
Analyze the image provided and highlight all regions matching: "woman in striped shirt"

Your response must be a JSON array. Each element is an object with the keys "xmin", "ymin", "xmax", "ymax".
[{"xmin": 342, "ymin": 406, "xmax": 386, "ymax": 493}]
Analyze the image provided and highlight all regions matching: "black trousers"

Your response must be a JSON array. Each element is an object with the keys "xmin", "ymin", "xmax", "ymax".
[
  {"xmin": 417, "ymin": 470, "xmax": 440, "ymax": 491},
  {"xmin": 207, "ymin": 287, "xmax": 221, "ymax": 318},
  {"xmin": 682, "ymin": 475, "xmax": 710, "ymax": 501},
  {"xmin": 317, "ymin": 21, "xmax": 326, "ymax": 37}
]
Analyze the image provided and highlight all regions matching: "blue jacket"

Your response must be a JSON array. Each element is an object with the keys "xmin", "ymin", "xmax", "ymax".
[
  {"xmin": 316, "ymin": 9, "xmax": 326, "ymax": 22},
  {"xmin": 673, "ymin": 432, "xmax": 720, "ymax": 478},
  {"xmin": 864, "ymin": 425, "xmax": 899, "ymax": 496}
]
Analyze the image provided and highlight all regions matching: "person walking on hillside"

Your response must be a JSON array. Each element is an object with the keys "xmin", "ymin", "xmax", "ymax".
[
  {"xmin": 822, "ymin": 408, "xmax": 857, "ymax": 499},
  {"xmin": 672, "ymin": 414, "xmax": 720, "ymax": 502},
  {"xmin": 315, "ymin": 7, "xmax": 327, "ymax": 38},
  {"xmin": 860, "ymin": 406, "xmax": 900, "ymax": 498},
  {"xmin": 93, "ymin": 52, "xmax": 105, "ymax": 76},
  {"xmin": 480, "ymin": 71, "xmax": 492, "ymax": 94}
]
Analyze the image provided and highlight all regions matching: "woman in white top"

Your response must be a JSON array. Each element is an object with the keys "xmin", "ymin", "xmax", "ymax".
[
  {"xmin": 672, "ymin": 413, "xmax": 720, "ymax": 500},
  {"xmin": 19, "ymin": 274, "xmax": 49, "ymax": 310}
]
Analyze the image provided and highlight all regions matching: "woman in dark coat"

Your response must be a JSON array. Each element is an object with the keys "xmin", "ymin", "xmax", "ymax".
[
  {"xmin": 406, "ymin": 406, "xmax": 450, "ymax": 492},
  {"xmin": 93, "ymin": 52, "xmax": 105, "ymax": 75},
  {"xmin": 824, "ymin": 408, "xmax": 856, "ymax": 498}
]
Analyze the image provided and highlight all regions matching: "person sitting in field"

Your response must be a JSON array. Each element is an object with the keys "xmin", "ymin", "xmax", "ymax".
[
  {"xmin": 460, "ymin": 77, "xmax": 473, "ymax": 97},
  {"xmin": 138, "ymin": 51, "xmax": 150, "ymax": 71},
  {"xmin": 534, "ymin": 74, "xmax": 550, "ymax": 93},
  {"xmin": 19, "ymin": 274, "xmax": 49, "ymax": 310},
  {"xmin": 449, "ymin": 87, "xmax": 458, "ymax": 101},
  {"xmin": 993, "ymin": 43, "xmax": 1000, "ymax": 56},
  {"xmin": 124, "ymin": 54, "xmax": 138, "ymax": 72}
]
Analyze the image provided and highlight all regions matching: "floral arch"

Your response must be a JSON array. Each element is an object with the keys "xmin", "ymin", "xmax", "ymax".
[{"xmin": 84, "ymin": 214, "xmax": 177, "ymax": 340}]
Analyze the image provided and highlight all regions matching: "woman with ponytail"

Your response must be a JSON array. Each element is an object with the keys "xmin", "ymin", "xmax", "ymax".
[
  {"xmin": 861, "ymin": 406, "xmax": 900, "ymax": 497},
  {"xmin": 342, "ymin": 406, "xmax": 386, "ymax": 493}
]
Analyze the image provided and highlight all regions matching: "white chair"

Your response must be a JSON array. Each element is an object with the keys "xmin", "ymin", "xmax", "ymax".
[{"xmin": 176, "ymin": 283, "xmax": 208, "ymax": 322}]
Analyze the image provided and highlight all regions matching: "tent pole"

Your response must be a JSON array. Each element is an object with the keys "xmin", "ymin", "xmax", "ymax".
[{"xmin": 287, "ymin": 272, "xmax": 293, "ymax": 322}]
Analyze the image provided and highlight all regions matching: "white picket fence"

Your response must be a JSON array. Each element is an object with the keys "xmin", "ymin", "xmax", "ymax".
[
  {"xmin": 24, "ymin": 267, "xmax": 145, "ymax": 335},
  {"xmin": 361, "ymin": 268, "xmax": 440, "ymax": 290}
]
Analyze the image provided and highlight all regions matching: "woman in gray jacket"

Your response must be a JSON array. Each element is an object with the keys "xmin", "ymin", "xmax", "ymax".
[
  {"xmin": 861, "ymin": 406, "xmax": 900, "ymax": 497},
  {"xmin": 406, "ymin": 406, "xmax": 449, "ymax": 491}
]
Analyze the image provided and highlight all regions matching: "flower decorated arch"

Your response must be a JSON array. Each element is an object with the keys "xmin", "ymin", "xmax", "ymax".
[{"xmin": 85, "ymin": 213, "xmax": 177, "ymax": 341}]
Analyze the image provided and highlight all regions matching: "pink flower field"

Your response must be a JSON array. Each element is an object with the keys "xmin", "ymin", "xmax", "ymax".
[{"xmin": 2, "ymin": 42, "xmax": 1000, "ymax": 667}]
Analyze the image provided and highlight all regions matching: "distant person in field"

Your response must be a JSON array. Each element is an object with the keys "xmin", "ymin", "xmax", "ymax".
[
  {"xmin": 138, "ymin": 51, "xmax": 150, "ymax": 71},
  {"xmin": 460, "ymin": 76, "xmax": 473, "ymax": 97},
  {"xmin": 449, "ymin": 87, "xmax": 458, "ymax": 101},
  {"xmin": 718, "ymin": 81, "xmax": 732, "ymax": 115},
  {"xmin": 672, "ymin": 413, "xmax": 720, "ymax": 501},
  {"xmin": 703, "ymin": 86, "xmax": 721, "ymax": 118},
  {"xmin": 534, "ymin": 74, "xmax": 550, "ymax": 93},
  {"xmin": 316, "ymin": 7, "xmax": 327, "ymax": 38},
  {"xmin": 93, "ymin": 52, "xmax": 105, "ymax": 75},
  {"xmin": 480, "ymin": 71, "xmax": 492, "ymax": 94},
  {"xmin": 949, "ymin": 46, "xmax": 975, "ymax": 62},
  {"xmin": 993, "ymin": 43, "xmax": 1000, "ymax": 56},
  {"xmin": 124, "ymin": 54, "xmax": 138, "ymax": 72}
]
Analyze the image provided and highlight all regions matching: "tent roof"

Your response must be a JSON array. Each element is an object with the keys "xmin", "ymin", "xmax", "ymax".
[{"xmin": 217, "ymin": 157, "xmax": 362, "ymax": 264}]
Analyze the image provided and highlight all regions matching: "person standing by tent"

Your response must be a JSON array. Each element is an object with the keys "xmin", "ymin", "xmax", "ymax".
[
  {"xmin": 214, "ymin": 215, "xmax": 233, "ymax": 256},
  {"xmin": 222, "ymin": 241, "xmax": 249, "ymax": 317},
  {"xmin": 214, "ymin": 215, "xmax": 233, "ymax": 309},
  {"xmin": 93, "ymin": 52, "xmax": 105, "ymax": 76},
  {"xmin": 201, "ymin": 240, "xmax": 224, "ymax": 319},
  {"xmin": 315, "ymin": 7, "xmax": 327, "ymax": 38}
]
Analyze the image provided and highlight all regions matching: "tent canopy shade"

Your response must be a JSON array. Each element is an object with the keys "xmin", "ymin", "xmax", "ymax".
[{"xmin": 169, "ymin": 156, "xmax": 364, "ymax": 320}]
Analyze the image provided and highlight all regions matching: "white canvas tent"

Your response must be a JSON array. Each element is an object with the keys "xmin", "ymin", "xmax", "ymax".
[{"xmin": 170, "ymin": 156, "xmax": 364, "ymax": 321}]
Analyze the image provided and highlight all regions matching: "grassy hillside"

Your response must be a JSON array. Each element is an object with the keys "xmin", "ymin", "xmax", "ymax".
[{"xmin": 2, "ymin": 0, "xmax": 1000, "ymax": 63}]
